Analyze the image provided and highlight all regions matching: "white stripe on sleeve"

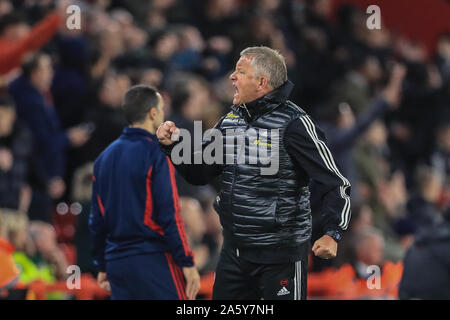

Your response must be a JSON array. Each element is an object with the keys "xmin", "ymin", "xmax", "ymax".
[{"xmin": 299, "ymin": 115, "xmax": 352, "ymax": 230}]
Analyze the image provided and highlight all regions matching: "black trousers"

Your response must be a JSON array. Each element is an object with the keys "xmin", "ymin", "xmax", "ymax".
[{"xmin": 212, "ymin": 245, "xmax": 308, "ymax": 300}]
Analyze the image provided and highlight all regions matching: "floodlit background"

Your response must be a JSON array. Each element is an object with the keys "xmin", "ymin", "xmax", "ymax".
[{"xmin": 0, "ymin": 0, "xmax": 449, "ymax": 300}]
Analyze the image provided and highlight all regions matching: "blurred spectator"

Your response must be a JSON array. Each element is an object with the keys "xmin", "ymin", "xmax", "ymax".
[
  {"xmin": 399, "ymin": 207, "xmax": 450, "ymax": 299},
  {"xmin": 435, "ymin": 32, "xmax": 450, "ymax": 86},
  {"xmin": 406, "ymin": 166, "xmax": 443, "ymax": 229},
  {"xmin": 333, "ymin": 203, "xmax": 374, "ymax": 267},
  {"xmin": 0, "ymin": 210, "xmax": 20, "ymax": 296},
  {"xmin": 355, "ymin": 120, "xmax": 390, "ymax": 207},
  {"xmin": 0, "ymin": 209, "xmax": 69, "ymax": 299},
  {"xmin": 353, "ymin": 228, "xmax": 385, "ymax": 278},
  {"xmin": 310, "ymin": 64, "xmax": 406, "ymax": 263},
  {"xmin": 0, "ymin": 11, "xmax": 62, "ymax": 77},
  {"xmin": 71, "ymin": 162, "xmax": 95, "ymax": 274},
  {"xmin": 0, "ymin": 96, "xmax": 32, "ymax": 213},
  {"xmin": 28, "ymin": 221, "xmax": 69, "ymax": 281},
  {"xmin": 51, "ymin": 32, "xmax": 91, "ymax": 128},
  {"xmin": 388, "ymin": 38, "xmax": 443, "ymax": 186},
  {"xmin": 355, "ymin": 120, "xmax": 409, "ymax": 238},
  {"xmin": 179, "ymin": 197, "xmax": 209, "ymax": 273},
  {"xmin": 198, "ymin": 192, "xmax": 223, "ymax": 273},
  {"xmin": 196, "ymin": 0, "xmax": 240, "ymax": 40},
  {"xmin": 80, "ymin": 71, "xmax": 129, "ymax": 162},
  {"xmin": 168, "ymin": 73, "xmax": 220, "ymax": 132},
  {"xmin": 9, "ymin": 53, "xmax": 90, "ymax": 221},
  {"xmin": 318, "ymin": 64, "xmax": 406, "ymax": 195},
  {"xmin": 330, "ymin": 54, "xmax": 383, "ymax": 116},
  {"xmin": 431, "ymin": 122, "xmax": 450, "ymax": 191},
  {"xmin": 392, "ymin": 218, "xmax": 417, "ymax": 253},
  {"xmin": 0, "ymin": 0, "xmax": 12, "ymax": 17},
  {"xmin": 167, "ymin": 73, "xmax": 223, "ymax": 196}
]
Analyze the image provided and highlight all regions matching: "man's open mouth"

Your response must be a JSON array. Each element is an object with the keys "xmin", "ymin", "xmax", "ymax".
[{"xmin": 233, "ymin": 84, "xmax": 239, "ymax": 97}]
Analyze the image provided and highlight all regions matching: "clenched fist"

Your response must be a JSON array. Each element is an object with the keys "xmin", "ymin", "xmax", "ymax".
[
  {"xmin": 312, "ymin": 235, "xmax": 338, "ymax": 259},
  {"xmin": 156, "ymin": 121, "xmax": 180, "ymax": 146}
]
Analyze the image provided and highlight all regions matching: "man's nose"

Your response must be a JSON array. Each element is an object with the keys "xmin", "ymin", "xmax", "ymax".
[{"xmin": 229, "ymin": 72, "xmax": 236, "ymax": 81}]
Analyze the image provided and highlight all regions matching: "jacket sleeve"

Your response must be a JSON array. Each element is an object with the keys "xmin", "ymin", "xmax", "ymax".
[
  {"xmin": 159, "ymin": 118, "xmax": 224, "ymax": 185},
  {"xmin": 284, "ymin": 115, "xmax": 352, "ymax": 233},
  {"xmin": 151, "ymin": 151, "xmax": 194, "ymax": 267},
  {"xmin": 88, "ymin": 166, "xmax": 107, "ymax": 272},
  {"xmin": 0, "ymin": 13, "xmax": 62, "ymax": 75}
]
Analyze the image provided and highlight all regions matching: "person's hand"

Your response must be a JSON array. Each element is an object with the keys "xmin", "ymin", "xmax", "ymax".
[
  {"xmin": 18, "ymin": 185, "xmax": 32, "ymax": 214},
  {"xmin": 97, "ymin": 272, "xmax": 111, "ymax": 292},
  {"xmin": 182, "ymin": 266, "xmax": 200, "ymax": 300},
  {"xmin": 67, "ymin": 127, "xmax": 91, "ymax": 147},
  {"xmin": 156, "ymin": 121, "xmax": 179, "ymax": 146},
  {"xmin": 382, "ymin": 63, "xmax": 407, "ymax": 109},
  {"xmin": 47, "ymin": 176, "xmax": 66, "ymax": 199},
  {"xmin": 0, "ymin": 148, "xmax": 13, "ymax": 171},
  {"xmin": 312, "ymin": 235, "xmax": 338, "ymax": 259}
]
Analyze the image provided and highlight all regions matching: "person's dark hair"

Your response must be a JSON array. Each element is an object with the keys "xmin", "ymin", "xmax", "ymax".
[
  {"xmin": 21, "ymin": 53, "xmax": 45, "ymax": 78},
  {"xmin": 0, "ymin": 95, "xmax": 15, "ymax": 110},
  {"xmin": 0, "ymin": 12, "xmax": 26, "ymax": 36},
  {"xmin": 121, "ymin": 85, "xmax": 160, "ymax": 124},
  {"xmin": 148, "ymin": 28, "xmax": 172, "ymax": 48}
]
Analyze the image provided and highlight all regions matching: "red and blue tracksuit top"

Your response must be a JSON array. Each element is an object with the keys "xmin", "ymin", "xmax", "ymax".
[{"xmin": 89, "ymin": 127, "xmax": 194, "ymax": 271}]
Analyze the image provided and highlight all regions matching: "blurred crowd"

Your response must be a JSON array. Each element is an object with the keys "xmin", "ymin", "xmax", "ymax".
[{"xmin": 0, "ymin": 0, "xmax": 449, "ymax": 300}]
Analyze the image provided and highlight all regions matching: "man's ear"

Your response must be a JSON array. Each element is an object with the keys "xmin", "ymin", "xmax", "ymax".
[
  {"xmin": 149, "ymin": 107, "xmax": 157, "ymax": 120},
  {"xmin": 258, "ymin": 76, "xmax": 270, "ymax": 91}
]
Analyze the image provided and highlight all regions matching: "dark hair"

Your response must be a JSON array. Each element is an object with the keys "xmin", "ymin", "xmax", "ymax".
[
  {"xmin": 121, "ymin": 85, "xmax": 160, "ymax": 124},
  {"xmin": 0, "ymin": 95, "xmax": 14, "ymax": 110},
  {"xmin": 0, "ymin": 12, "xmax": 26, "ymax": 35},
  {"xmin": 21, "ymin": 53, "xmax": 46, "ymax": 78}
]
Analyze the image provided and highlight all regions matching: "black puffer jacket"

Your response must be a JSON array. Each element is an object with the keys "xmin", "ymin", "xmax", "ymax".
[{"xmin": 214, "ymin": 91, "xmax": 311, "ymax": 248}]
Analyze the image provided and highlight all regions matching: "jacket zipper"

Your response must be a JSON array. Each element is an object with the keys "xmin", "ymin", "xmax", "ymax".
[{"xmin": 241, "ymin": 103, "xmax": 251, "ymax": 119}]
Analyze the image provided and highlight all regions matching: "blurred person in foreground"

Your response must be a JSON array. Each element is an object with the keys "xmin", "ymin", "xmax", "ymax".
[
  {"xmin": 0, "ymin": 211, "xmax": 20, "ymax": 299},
  {"xmin": 157, "ymin": 46, "xmax": 351, "ymax": 300},
  {"xmin": 9, "ymin": 53, "xmax": 91, "ymax": 222},
  {"xmin": 89, "ymin": 85, "xmax": 199, "ymax": 300},
  {"xmin": 0, "ymin": 209, "xmax": 68, "ymax": 299},
  {"xmin": 399, "ymin": 206, "xmax": 450, "ymax": 299}
]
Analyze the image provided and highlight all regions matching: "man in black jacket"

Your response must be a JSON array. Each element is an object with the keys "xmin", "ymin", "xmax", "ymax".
[
  {"xmin": 399, "ymin": 208, "xmax": 450, "ymax": 300},
  {"xmin": 157, "ymin": 46, "xmax": 351, "ymax": 300}
]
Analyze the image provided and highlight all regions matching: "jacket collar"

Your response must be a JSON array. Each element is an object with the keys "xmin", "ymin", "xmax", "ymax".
[
  {"xmin": 123, "ymin": 127, "xmax": 157, "ymax": 141},
  {"xmin": 233, "ymin": 80, "xmax": 294, "ymax": 122}
]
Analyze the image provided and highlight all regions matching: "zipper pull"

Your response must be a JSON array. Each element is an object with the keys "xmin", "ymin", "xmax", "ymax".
[{"xmin": 241, "ymin": 103, "xmax": 251, "ymax": 119}]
